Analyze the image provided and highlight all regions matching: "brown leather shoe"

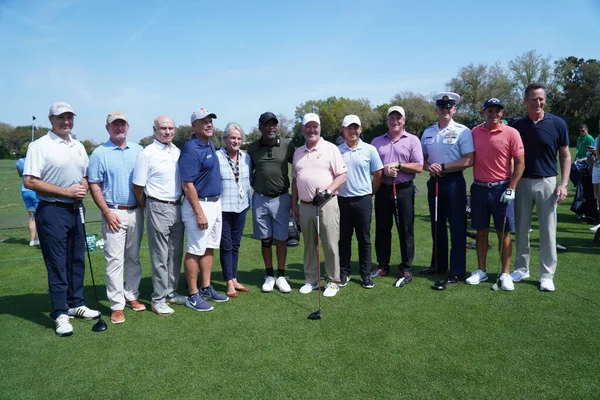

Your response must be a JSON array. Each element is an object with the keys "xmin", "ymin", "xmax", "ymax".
[
  {"xmin": 111, "ymin": 310, "xmax": 125, "ymax": 324},
  {"xmin": 126, "ymin": 299, "xmax": 146, "ymax": 311},
  {"xmin": 234, "ymin": 285, "xmax": 250, "ymax": 292},
  {"xmin": 226, "ymin": 291, "xmax": 239, "ymax": 298}
]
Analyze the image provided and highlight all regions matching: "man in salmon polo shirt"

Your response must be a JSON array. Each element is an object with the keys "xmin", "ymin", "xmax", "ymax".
[
  {"xmin": 465, "ymin": 98, "xmax": 524, "ymax": 290},
  {"xmin": 292, "ymin": 113, "xmax": 347, "ymax": 298}
]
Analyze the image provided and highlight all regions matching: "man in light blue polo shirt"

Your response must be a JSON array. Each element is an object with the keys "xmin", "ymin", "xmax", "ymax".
[
  {"xmin": 89, "ymin": 111, "xmax": 145, "ymax": 324},
  {"xmin": 337, "ymin": 115, "xmax": 383, "ymax": 289},
  {"xmin": 420, "ymin": 92, "xmax": 474, "ymax": 285}
]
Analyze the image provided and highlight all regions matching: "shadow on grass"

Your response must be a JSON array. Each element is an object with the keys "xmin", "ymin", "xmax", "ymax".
[
  {"xmin": 1, "ymin": 237, "xmax": 32, "ymax": 246},
  {"xmin": 0, "ymin": 283, "xmax": 111, "ymax": 330}
]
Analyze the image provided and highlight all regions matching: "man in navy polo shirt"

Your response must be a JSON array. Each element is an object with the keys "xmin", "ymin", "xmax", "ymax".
[
  {"xmin": 510, "ymin": 83, "xmax": 570, "ymax": 292},
  {"xmin": 180, "ymin": 108, "xmax": 228, "ymax": 312}
]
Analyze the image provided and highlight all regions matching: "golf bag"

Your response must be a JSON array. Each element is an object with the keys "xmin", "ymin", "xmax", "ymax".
[{"xmin": 287, "ymin": 214, "xmax": 301, "ymax": 247}]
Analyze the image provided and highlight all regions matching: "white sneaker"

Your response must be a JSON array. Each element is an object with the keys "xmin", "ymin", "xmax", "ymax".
[
  {"xmin": 589, "ymin": 224, "xmax": 600, "ymax": 232},
  {"xmin": 67, "ymin": 305, "xmax": 100, "ymax": 320},
  {"xmin": 262, "ymin": 276, "xmax": 276, "ymax": 293},
  {"xmin": 152, "ymin": 302, "xmax": 175, "ymax": 316},
  {"xmin": 299, "ymin": 282, "xmax": 317, "ymax": 294},
  {"xmin": 29, "ymin": 239, "xmax": 40, "ymax": 246},
  {"xmin": 510, "ymin": 270, "xmax": 530, "ymax": 282},
  {"xmin": 323, "ymin": 282, "xmax": 339, "ymax": 297},
  {"xmin": 465, "ymin": 270, "xmax": 488, "ymax": 285},
  {"xmin": 55, "ymin": 314, "xmax": 73, "ymax": 337},
  {"xmin": 540, "ymin": 278, "xmax": 555, "ymax": 292},
  {"xmin": 166, "ymin": 293, "xmax": 187, "ymax": 305},
  {"xmin": 499, "ymin": 273, "xmax": 514, "ymax": 291},
  {"xmin": 275, "ymin": 276, "xmax": 292, "ymax": 293}
]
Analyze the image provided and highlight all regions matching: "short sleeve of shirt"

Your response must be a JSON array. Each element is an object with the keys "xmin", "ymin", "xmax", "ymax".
[
  {"xmin": 132, "ymin": 151, "xmax": 148, "ymax": 186},
  {"xmin": 330, "ymin": 146, "xmax": 347, "ymax": 177},
  {"xmin": 15, "ymin": 158, "xmax": 24, "ymax": 174},
  {"xmin": 286, "ymin": 140, "xmax": 295, "ymax": 163},
  {"xmin": 87, "ymin": 149, "xmax": 105, "ymax": 183},
  {"xmin": 509, "ymin": 129, "xmax": 525, "ymax": 157},
  {"xmin": 369, "ymin": 146, "xmax": 384, "ymax": 172},
  {"xmin": 594, "ymin": 137, "xmax": 598, "ymax": 147},
  {"xmin": 410, "ymin": 137, "xmax": 424, "ymax": 164},
  {"xmin": 557, "ymin": 119, "xmax": 569, "ymax": 147},
  {"xmin": 24, "ymin": 142, "xmax": 44, "ymax": 178},
  {"xmin": 180, "ymin": 143, "xmax": 201, "ymax": 183},
  {"xmin": 459, "ymin": 128, "xmax": 475, "ymax": 155}
]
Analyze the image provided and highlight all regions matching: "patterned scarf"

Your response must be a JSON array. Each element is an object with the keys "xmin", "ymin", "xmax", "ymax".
[{"xmin": 226, "ymin": 151, "xmax": 240, "ymax": 183}]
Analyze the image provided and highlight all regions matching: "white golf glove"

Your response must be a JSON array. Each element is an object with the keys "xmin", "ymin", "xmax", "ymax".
[{"xmin": 501, "ymin": 189, "xmax": 515, "ymax": 204}]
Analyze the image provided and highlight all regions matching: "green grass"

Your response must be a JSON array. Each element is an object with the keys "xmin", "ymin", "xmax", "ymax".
[{"xmin": 1, "ymin": 159, "xmax": 599, "ymax": 399}]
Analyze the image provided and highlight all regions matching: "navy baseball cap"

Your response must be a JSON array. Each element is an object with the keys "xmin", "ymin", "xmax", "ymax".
[
  {"xmin": 259, "ymin": 112, "xmax": 278, "ymax": 125},
  {"xmin": 482, "ymin": 98, "xmax": 504, "ymax": 111}
]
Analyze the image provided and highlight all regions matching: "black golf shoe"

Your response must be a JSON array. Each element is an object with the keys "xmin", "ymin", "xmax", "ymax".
[
  {"xmin": 444, "ymin": 275, "xmax": 465, "ymax": 284},
  {"xmin": 362, "ymin": 275, "xmax": 374, "ymax": 289}
]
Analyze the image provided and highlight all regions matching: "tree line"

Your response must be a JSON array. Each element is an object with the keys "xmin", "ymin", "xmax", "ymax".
[{"xmin": 1, "ymin": 50, "xmax": 598, "ymax": 158}]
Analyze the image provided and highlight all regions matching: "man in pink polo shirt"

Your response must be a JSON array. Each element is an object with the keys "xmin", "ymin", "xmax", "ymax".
[
  {"xmin": 465, "ymin": 98, "xmax": 525, "ymax": 290},
  {"xmin": 292, "ymin": 113, "xmax": 347, "ymax": 297}
]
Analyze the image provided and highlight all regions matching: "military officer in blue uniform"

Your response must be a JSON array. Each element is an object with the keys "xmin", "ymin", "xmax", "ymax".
[{"xmin": 419, "ymin": 92, "xmax": 474, "ymax": 284}]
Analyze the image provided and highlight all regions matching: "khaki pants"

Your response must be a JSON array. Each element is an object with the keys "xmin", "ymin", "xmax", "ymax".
[
  {"xmin": 514, "ymin": 177, "xmax": 558, "ymax": 280},
  {"xmin": 299, "ymin": 198, "xmax": 340, "ymax": 284}
]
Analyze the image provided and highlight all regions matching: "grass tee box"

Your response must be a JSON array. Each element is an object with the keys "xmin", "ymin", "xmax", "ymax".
[{"xmin": 0, "ymin": 159, "xmax": 599, "ymax": 399}]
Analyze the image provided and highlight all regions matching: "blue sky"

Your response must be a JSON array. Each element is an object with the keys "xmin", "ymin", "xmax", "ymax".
[{"xmin": 1, "ymin": 0, "xmax": 599, "ymax": 143}]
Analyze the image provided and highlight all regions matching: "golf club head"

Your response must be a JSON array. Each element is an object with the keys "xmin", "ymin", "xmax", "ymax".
[
  {"xmin": 491, "ymin": 282, "xmax": 499, "ymax": 291},
  {"xmin": 92, "ymin": 317, "xmax": 108, "ymax": 332},
  {"xmin": 394, "ymin": 277, "xmax": 406, "ymax": 288},
  {"xmin": 307, "ymin": 310, "xmax": 322, "ymax": 320},
  {"xmin": 432, "ymin": 281, "xmax": 446, "ymax": 291}
]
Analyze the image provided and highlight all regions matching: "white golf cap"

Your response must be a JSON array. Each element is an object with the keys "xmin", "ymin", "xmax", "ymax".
[
  {"xmin": 342, "ymin": 114, "xmax": 361, "ymax": 127},
  {"xmin": 49, "ymin": 102, "xmax": 76, "ymax": 116},
  {"xmin": 387, "ymin": 106, "xmax": 405, "ymax": 117},
  {"xmin": 191, "ymin": 108, "xmax": 217, "ymax": 124},
  {"xmin": 302, "ymin": 113, "xmax": 320, "ymax": 125},
  {"xmin": 106, "ymin": 111, "xmax": 128, "ymax": 124}
]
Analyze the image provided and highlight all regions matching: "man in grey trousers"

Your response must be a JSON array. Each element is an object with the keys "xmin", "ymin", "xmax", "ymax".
[{"xmin": 133, "ymin": 115, "xmax": 186, "ymax": 315}]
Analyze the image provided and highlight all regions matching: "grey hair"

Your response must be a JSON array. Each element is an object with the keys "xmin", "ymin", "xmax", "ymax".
[{"xmin": 223, "ymin": 122, "xmax": 245, "ymax": 143}]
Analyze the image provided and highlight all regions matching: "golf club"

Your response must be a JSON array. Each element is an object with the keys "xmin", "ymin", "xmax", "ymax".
[
  {"xmin": 432, "ymin": 177, "xmax": 446, "ymax": 290},
  {"xmin": 392, "ymin": 180, "xmax": 407, "ymax": 288},
  {"xmin": 79, "ymin": 206, "xmax": 108, "ymax": 332},
  {"xmin": 491, "ymin": 201, "xmax": 510, "ymax": 291},
  {"xmin": 308, "ymin": 205, "xmax": 323, "ymax": 320}
]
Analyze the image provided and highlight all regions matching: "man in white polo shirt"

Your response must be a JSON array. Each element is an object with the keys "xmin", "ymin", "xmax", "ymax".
[
  {"xmin": 133, "ymin": 115, "xmax": 185, "ymax": 316},
  {"xmin": 88, "ymin": 111, "xmax": 144, "ymax": 324},
  {"xmin": 24, "ymin": 101, "xmax": 100, "ymax": 337}
]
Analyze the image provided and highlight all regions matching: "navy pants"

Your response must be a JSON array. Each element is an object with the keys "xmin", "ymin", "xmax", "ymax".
[
  {"xmin": 219, "ymin": 209, "xmax": 248, "ymax": 281},
  {"xmin": 338, "ymin": 195, "xmax": 373, "ymax": 278},
  {"xmin": 427, "ymin": 173, "xmax": 467, "ymax": 276},
  {"xmin": 375, "ymin": 182, "xmax": 415, "ymax": 271},
  {"xmin": 36, "ymin": 202, "xmax": 86, "ymax": 320}
]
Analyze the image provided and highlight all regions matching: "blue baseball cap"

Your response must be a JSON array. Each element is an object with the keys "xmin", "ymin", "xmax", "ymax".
[{"xmin": 482, "ymin": 98, "xmax": 504, "ymax": 111}]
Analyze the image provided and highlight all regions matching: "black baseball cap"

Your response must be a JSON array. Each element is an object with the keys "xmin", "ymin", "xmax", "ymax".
[{"xmin": 259, "ymin": 112, "xmax": 278, "ymax": 125}]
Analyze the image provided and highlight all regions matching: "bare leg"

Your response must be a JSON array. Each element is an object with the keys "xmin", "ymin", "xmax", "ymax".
[
  {"xmin": 475, "ymin": 229, "xmax": 489, "ymax": 271},
  {"xmin": 261, "ymin": 246, "xmax": 273, "ymax": 269},
  {"xmin": 28, "ymin": 211, "xmax": 37, "ymax": 242},
  {"xmin": 199, "ymin": 249, "xmax": 214, "ymax": 288},
  {"xmin": 184, "ymin": 253, "xmax": 200, "ymax": 294},
  {"xmin": 497, "ymin": 231, "xmax": 512, "ymax": 274},
  {"xmin": 275, "ymin": 240, "xmax": 287, "ymax": 270}
]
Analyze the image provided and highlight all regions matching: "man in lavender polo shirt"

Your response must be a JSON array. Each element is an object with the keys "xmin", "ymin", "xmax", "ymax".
[{"xmin": 370, "ymin": 106, "xmax": 424, "ymax": 286}]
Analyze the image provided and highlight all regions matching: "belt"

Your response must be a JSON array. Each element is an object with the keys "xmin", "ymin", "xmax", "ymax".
[
  {"xmin": 383, "ymin": 181, "xmax": 413, "ymax": 189},
  {"xmin": 39, "ymin": 200, "xmax": 81, "ymax": 209},
  {"xmin": 106, "ymin": 203, "xmax": 139, "ymax": 210},
  {"xmin": 147, "ymin": 196, "xmax": 180, "ymax": 205},
  {"xmin": 440, "ymin": 171, "xmax": 462, "ymax": 177},
  {"xmin": 300, "ymin": 200, "xmax": 313, "ymax": 204},
  {"xmin": 198, "ymin": 196, "xmax": 219, "ymax": 202},
  {"xmin": 473, "ymin": 179, "xmax": 510, "ymax": 188},
  {"xmin": 258, "ymin": 191, "xmax": 288, "ymax": 198},
  {"xmin": 523, "ymin": 175, "xmax": 554, "ymax": 179}
]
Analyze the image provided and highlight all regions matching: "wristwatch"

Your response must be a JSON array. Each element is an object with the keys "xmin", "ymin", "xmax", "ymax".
[
  {"xmin": 325, "ymin": 189, "xmax": 332, "ymax": 196},
  {"xmin": 560, "ymin": 183, "xmax": 568, "ymax": 188}
]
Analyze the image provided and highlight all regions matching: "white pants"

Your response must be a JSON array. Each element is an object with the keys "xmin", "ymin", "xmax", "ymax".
[{"xmin": 102, "ymin": 208, "xmax": 144, "ymax": 310}]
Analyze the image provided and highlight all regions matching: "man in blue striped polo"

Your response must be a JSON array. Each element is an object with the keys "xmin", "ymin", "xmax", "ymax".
[{"xmin": 88, "ymin": 111, "xmax": 145, "ymax": 324}]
